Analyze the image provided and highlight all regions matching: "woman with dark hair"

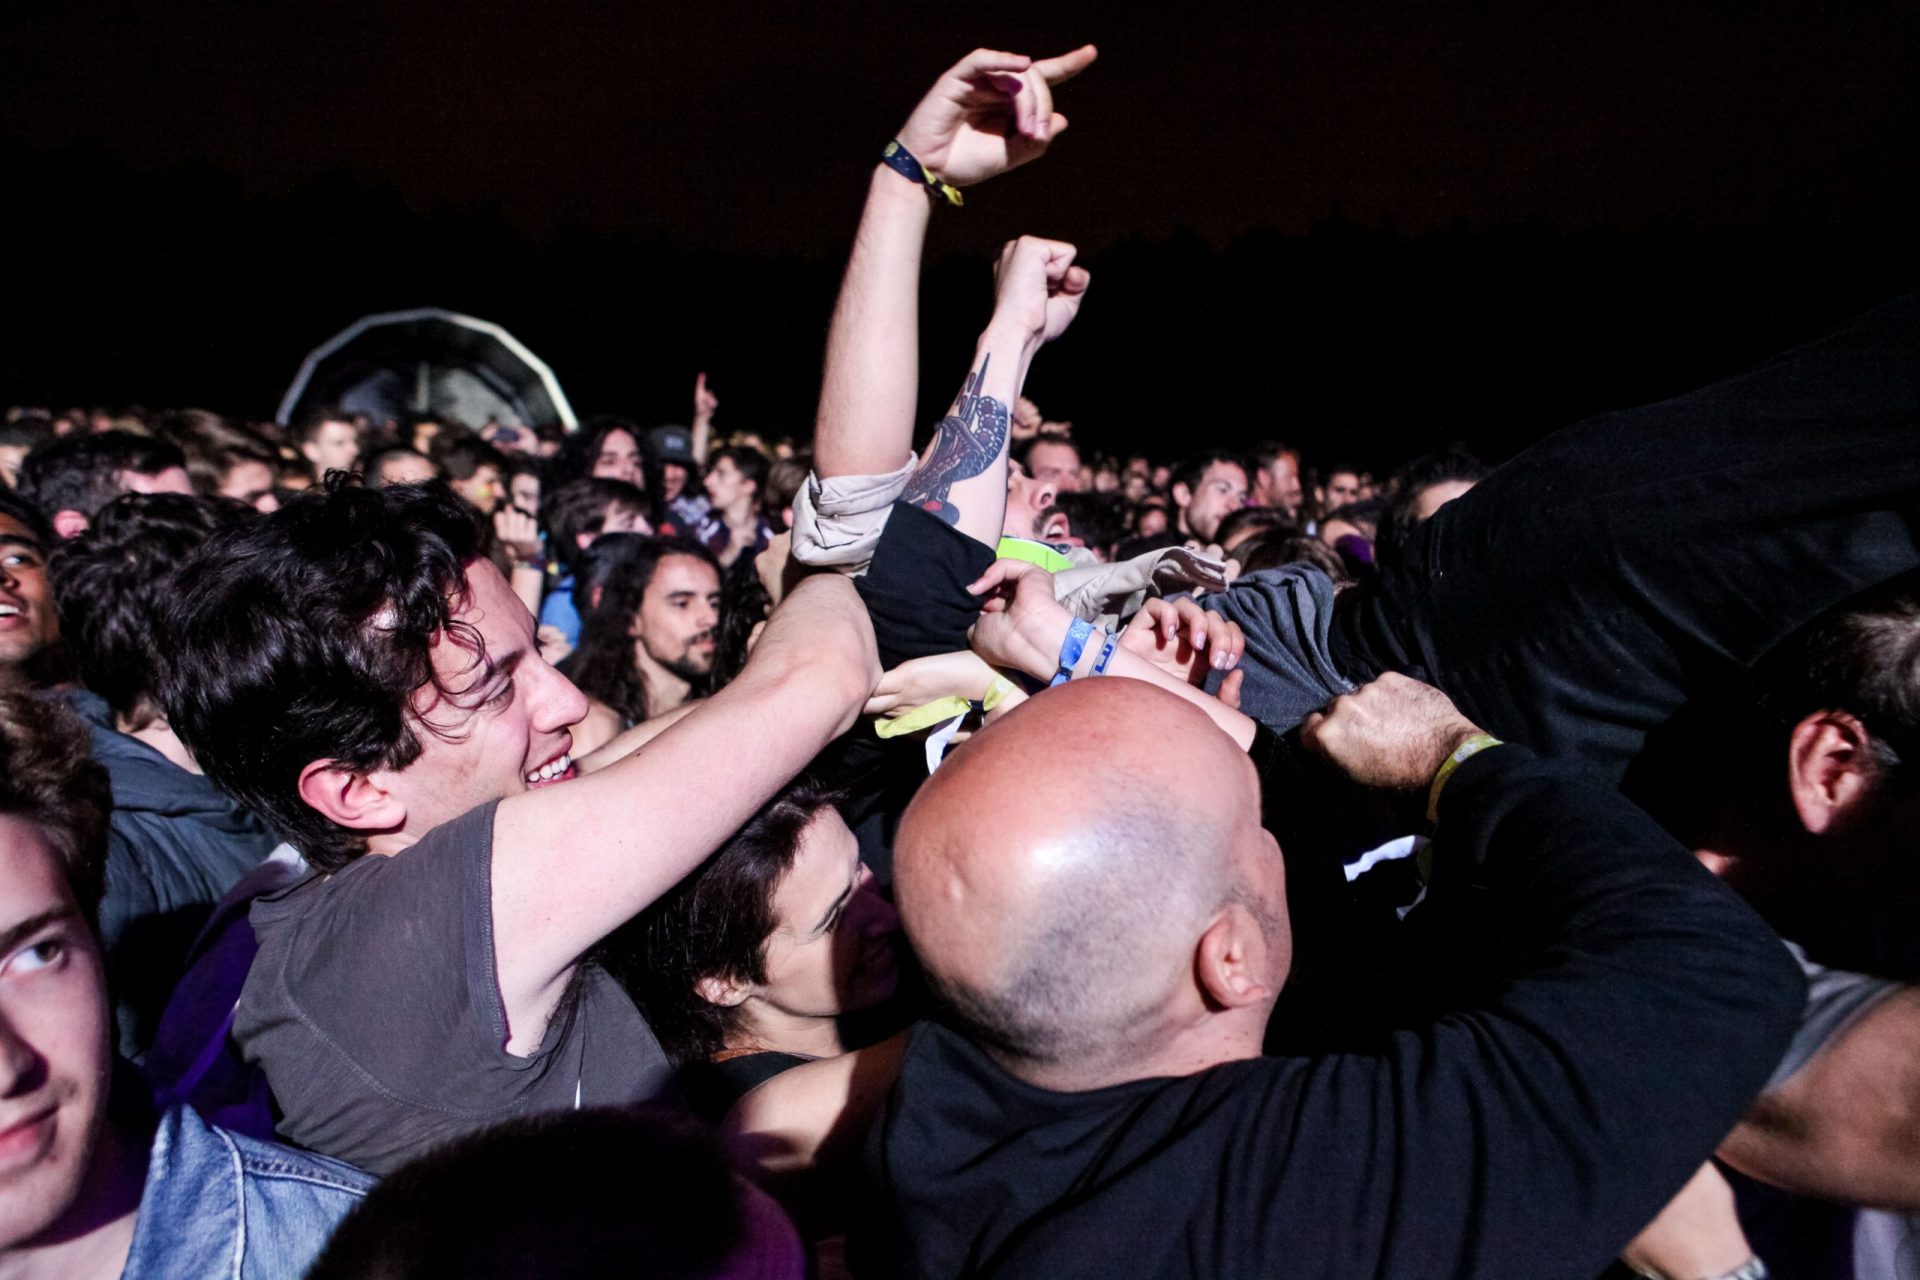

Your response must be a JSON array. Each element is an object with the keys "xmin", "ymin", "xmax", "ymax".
[
  {"xmin": 607, "ymin": 778, "xmax": 903, "ymax": 1122},
  {"xmin": 560, "ymin": 533, "xmax": 722, "ymax": 755},
  {"xmin": 555, "ymin": 416, "xmax": 666, "ymax": 529}
]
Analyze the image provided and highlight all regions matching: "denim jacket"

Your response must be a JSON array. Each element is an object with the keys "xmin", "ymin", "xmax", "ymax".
[{"xmin": 122, "ymin": 1105, "xmax": 372, "ymax": 1279}]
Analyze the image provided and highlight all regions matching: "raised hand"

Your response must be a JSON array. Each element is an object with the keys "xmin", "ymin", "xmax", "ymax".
[
  {"xmin": 493, "ymin": 506, "xmax": 543, "ymax": 565},
  {"xmin": 992, "ymin": 236, "xmax": 1092, "ymax": 346},
  {"xmin": 895, "ymin": 45, "xmax": 1098, "ymax": 189},
  {"xmin": 693, "ymin": 371, "xmax": 719, "ymax": 423},
  {"xmin": 1300, "ymin": 673, "xmax": 1485, "ymax": 790},
  {"xmin": 966, "ymin": 558, "xmax": 1068, "ymax": 680}
]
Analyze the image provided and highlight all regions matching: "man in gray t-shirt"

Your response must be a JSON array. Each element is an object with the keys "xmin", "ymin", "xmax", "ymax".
[{"xmin": 162, "ymin": 481, "xmax": 878, "ymax": 1172}]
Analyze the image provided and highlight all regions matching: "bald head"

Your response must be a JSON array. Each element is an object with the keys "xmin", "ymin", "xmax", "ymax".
[{"xmin": 897, "ymin": 680, "xmax": 1287, "ymax": 1086}]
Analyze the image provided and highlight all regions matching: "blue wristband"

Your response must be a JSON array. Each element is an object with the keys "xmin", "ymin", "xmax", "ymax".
[
  {"xmin": 1089, "ymin": 631, "xmax": 1119, "ymax": 677},
  {"xmin": 1050, "ymin": 617, "xmax": 1094, "ymax": 688}
]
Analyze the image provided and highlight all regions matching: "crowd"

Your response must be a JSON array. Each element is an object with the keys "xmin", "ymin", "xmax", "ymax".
[{"xmin": 0, "ymin": 42, "xmax": 1916, "ymax": 1280}]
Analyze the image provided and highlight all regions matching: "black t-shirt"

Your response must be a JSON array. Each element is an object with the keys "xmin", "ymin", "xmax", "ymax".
[
  {"xmin": 860, "ymin": 747, "xmax": 1805, "ymax": 1280},
  {"xmin": 236, "ymin": 801, "xmax": 674, "ymax": 1174}
]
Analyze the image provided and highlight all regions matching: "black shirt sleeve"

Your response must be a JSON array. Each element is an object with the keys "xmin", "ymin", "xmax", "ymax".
[{"xmin": 1234, "ymin": 745, "xmax": 1806, "ymax": 1280}]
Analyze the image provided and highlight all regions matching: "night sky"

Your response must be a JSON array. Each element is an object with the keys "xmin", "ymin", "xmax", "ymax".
[
  {"xmin": 3, "ymin": 2, "xmax": 1915, "ymax": 461},
  {"xmin": 8, "ymin": 2, "xmax": 1912, "ymax": 252}
]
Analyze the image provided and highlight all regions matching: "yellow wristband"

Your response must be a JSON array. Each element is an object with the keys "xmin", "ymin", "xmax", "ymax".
[
  {"xmin": 1426, "ymin": 733, "xmax": 1503, "ymax": 824},
  {"xmin": 874, "ymin": 697, "xmax": 974, "ymax": 738},
  {"xmin": 982, "ymin": 676, "xmax": 1016, "ymax": 712}
]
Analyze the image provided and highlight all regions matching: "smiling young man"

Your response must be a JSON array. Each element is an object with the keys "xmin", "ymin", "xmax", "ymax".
[
  {"xmin": 0, "ymin": 685, "xmax": 370, "ymax": 1279},
  {"xmin": 158, "ymin": 477, "xmax": 878, "ymax": 1173},
  {"xmin": 0, "ymin": 494, "xmax": 59, "ymax": 687}
]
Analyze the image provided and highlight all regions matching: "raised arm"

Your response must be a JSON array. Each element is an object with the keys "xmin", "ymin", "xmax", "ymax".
[
  {"xmin": 490, "ymin": 573, "xmax": 879, "ymax": 1046},
  {"xmin": 814, "ymin": 45, "xmax": 1095, "ymax": 484}
]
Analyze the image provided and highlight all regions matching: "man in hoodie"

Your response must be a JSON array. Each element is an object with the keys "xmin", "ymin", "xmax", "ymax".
[{"xmin": 49, "ymin": 494, "xmax": 280, "ymax": 1059}]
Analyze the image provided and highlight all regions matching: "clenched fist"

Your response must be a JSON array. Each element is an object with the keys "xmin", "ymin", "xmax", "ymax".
[{"xmin": 1300, "ymin": 673, "xmax": 1484, "ymax": 790}]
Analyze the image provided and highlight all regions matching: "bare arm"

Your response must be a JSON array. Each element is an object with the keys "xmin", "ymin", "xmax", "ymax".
[
  {"xmin": 489, "ymin": 573, "xmax": 878, "ymax": 1050},
  {"xmin": 813, "ymin": 46, "xmax": 1095, "ymax": 485},
  {"xmin": 1721, "ymin": 984, "xmax": 1920, "ymax": 1209},
  {"xmin": 723, "ymin": 1031, "xmax": 912, "ymax": 1237}
]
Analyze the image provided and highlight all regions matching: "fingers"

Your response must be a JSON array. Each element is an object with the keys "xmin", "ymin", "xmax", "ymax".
[
  {"xmin": 966, "ymin": 557, "xmax": 1041, "ymax": 597},
  {"xmin": 1219, "ymin": 668, "xmax": 1245, "ymax": 711},
  {"xmin": 1031, "ymin": 43, "xmax": 1098, "ymax": 84},
  {"xmin": 950, "ymin": 48, "xmax": 1032, "ymax": 80}
]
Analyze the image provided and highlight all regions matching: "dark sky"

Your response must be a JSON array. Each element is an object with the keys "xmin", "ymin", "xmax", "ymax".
[{"xmin": 5, "ymin": 1, "xmax": 1914, "ymax": 256}]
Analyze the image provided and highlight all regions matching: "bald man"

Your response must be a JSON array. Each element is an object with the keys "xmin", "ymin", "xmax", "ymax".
[{"xmin": 859, "ymin": 676, "xmax": 1802, "ymax": 1280}]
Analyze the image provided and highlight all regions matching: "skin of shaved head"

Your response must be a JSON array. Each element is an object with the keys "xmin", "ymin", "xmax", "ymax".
[{"xmin": 896, "ymin": 679, "xmax": 1290, "ymax": 1091}]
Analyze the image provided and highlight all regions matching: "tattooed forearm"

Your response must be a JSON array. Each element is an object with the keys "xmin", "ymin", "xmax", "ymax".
[{"xmin": 902, "ymin": 353, "xmax": 1010, "ymax": 526}]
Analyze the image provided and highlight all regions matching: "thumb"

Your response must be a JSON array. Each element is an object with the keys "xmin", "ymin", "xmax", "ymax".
[{"xmin": 1219, "ymin": 668, "xmax": 1245, "ymax": 711}]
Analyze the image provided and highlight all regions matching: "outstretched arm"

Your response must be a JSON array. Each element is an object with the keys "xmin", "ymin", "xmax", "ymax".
[
  {"xmin": 814, "ymin": 46, "xmax": 1095, "ymax": 485},
  {"xmin": 490, "ymin": 573, "xmax": 879, "ymax": 1051}
]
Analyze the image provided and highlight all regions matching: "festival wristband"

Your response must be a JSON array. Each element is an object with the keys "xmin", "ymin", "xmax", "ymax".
[
  {"xmin": 1426, "ymin": 733, "xmax": 1504, "ymax": 824},
  {"xmin": 1050, "ymin": 617, "xmax": 1094, "ymax": 688},
  {"xmin": 1088, "ymin": 630, "xmax": 1120, "ymax": 677},
  {"xmin": 982, "ymin": 675, "xmax": 1017, "ymax": 711},
  {"xmin": 874, "ymin": 697, "xmax": 974, "ymax": 739},
  {"xmin": 881, "ymin": 139, "xmax": 964, "ymax": 207}
]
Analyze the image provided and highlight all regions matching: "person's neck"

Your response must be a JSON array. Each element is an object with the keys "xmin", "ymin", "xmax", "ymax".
[
  {"xmin": 0, "ymin": 1121, "xmax": 146, "ymax": 1280},
  {"xmin": 723, "ymin": 498, "xmax": 759, "ymax": 530},
  {"xmin": 735, "ymin": 1003, "xmax": 844, "ymax": 1060},
  {"xmin": 117, "ymin": 715, "xmax": 201, "ymax": 775},
  {"xmin": 1005, "ymin": 1006, "xmax": 1267, "ymax": 1094},
  {"xmin": 634, "ymin": 651, "xmax": 695, "ymax": 720}
]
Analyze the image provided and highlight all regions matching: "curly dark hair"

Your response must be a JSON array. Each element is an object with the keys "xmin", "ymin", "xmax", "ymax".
[
  {"xmin": 560, "ymin": 533, "xmax": 718, "ymax": 726},
  {"xmin": 603, "ymin": 777, "xmax": 842, "ymax": 1064},
  {"xmin": 51, "ymin": 493, "xmax": 248, "ymax": 726},
  {"xmin": 0, "ymin": 682, "xmax": 112, "ymax": 924},
  {"xmin": 157, "ymin": 475, "xmax": 485, "ymax": 871},
  {"xmin": 17, "ymin": 430, "xmax": 186, "ymax": 522}
]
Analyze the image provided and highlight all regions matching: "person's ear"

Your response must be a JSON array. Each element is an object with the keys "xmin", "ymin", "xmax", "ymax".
[
  {"xmin": 1194, "ymin": 904, "xmax": 1276, "ymax": 1010},
  {"xmin": 1171, "ymin": 482, "xmax": 1193, "ymax": 509},
  {"xmin": 296, "ymin": 760, "xmax": 407, "ymax": 836},
  {"xmin": 1787, "ymin": 711, "xmax": 1881, "ymax": 835},
  {"xmin": 695, "ymin": 974, "xmax": 752, "ymax": 1008},
  {"xmin": 575, "ymin": 532, "xmax": 595, "ymax": 554},
  {"xmin": 51, "ymin": 509, "xmax": 89, "ymax": 540}
]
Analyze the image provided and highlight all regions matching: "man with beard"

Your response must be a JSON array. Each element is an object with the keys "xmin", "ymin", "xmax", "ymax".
[{"xmin": 562, "ymin": 535, "xmax": 724, "ymax": 754}]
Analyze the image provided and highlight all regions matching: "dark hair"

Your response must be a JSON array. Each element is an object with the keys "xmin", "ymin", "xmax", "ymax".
[
  {"xmin": 1113, "ymin": 530, "xmax": 1183, "ymax": 561},
  {"xmin": 1233, "ymin": 528, "xmax": 1353, "ymax": 585},
  {"xmin": 608, "ymin": 779, "xmax": 842, "ymax": 1063},
  {"xmin": 543, "ymin": 477, "xmax": 647, "ymax": 577},
  {"xmin": 292, "ymin": 407, "xmax": 354, "ymax": 447},
  {"xmin": 52, "ymin": 493, "xmax": 245, "ymax": 725},
  {"xmin": 309, "ymin": 1105, "xmax": 789, "ymax": 1280},
  {"xmin": 764, "ymin": 453, "xmax": 810, "ymax": 527},
  {"xmin": 17, "ymin": 431, "xmax": 185, "ymax": 522},
  {"xmin": 1053, "ymin": 492, "xmax": 1126, "ymax": 560},
  {"xmin": 0, "ymin": 683, "xmax": 111, "ymax": 926},
  {"xmin": 157, "ymin": 476, "xmax": 484, "ymax": 871},
  {"xmin": 1012, "ymin": 431, "xmax": 1079, "ymax": 471},
  {"xmin": 1753, "ymin": 575, "xmax": 1920, "ymax": 783},
  {"xmin": 1377, "ymin": 445, "xmax": 1486, "ymax": 568},
  {"xmin": 1212, "ymin": 506, "xmax": 1294, "ymax": 550},
  {"xmin": 158, "ymin": 410, "xmax": 277, "ymax": 497},
  {"xmin": 1171, "ymin": 449, "xmax": 1248, "ymax": 497},
  {"xmin": 365, "ymin": 446, "xmax": 436, "ymax": 488},
  {"xmin": 0, "ymin": 488, "xmax": 54, "ymax": 546},
  {"xmin": 440, "ymin": 437, "xmax": 508, "ymax": 483},
  {"xmin": 1249, "ymin": 440, "xmax": 1299, "ymax": 472},
  {"xmin": 565, "ymin": 417, "xmax": 666, "ymax": 527},
  {"xmin": 706, "ymin": 445, "xmax": 769, "ymax": 513},
  {"xmin": 560, "ymin": 534, "xmax": 718, "ymax": 724}
]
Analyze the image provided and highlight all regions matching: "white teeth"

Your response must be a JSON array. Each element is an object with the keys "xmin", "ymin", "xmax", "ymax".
[
  {"xmin": 0, "ymin": 605, "xmax": 19, "ymax": 617},
  {"xmin": 526, "ymin": 754, "xmax": 571, "ymax": 784}
]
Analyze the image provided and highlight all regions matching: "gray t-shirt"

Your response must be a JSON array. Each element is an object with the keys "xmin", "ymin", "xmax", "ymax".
[{"xmin": 235, "ymin": 800, "xmax": 672, "ymax": 1175}]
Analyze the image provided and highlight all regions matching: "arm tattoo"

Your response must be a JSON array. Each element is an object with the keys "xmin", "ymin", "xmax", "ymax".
[{"xmin": 902, "ymin": 353, "xmax": 1009, "ymax": 526}]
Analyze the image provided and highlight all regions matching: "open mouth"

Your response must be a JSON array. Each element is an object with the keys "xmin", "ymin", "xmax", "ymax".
[
  {"xmin": 525, "ymin": 752, "xmax": 576, "ymax": 787},
  {"xmin": 0, "ymin": 601, "xmax": 28, "ymax": 630}
]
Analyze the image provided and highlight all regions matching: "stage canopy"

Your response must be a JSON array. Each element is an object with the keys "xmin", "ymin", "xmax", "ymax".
[{"xmin": 276, "ymin": 308, "xmax": 578, "ymax": 432}]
